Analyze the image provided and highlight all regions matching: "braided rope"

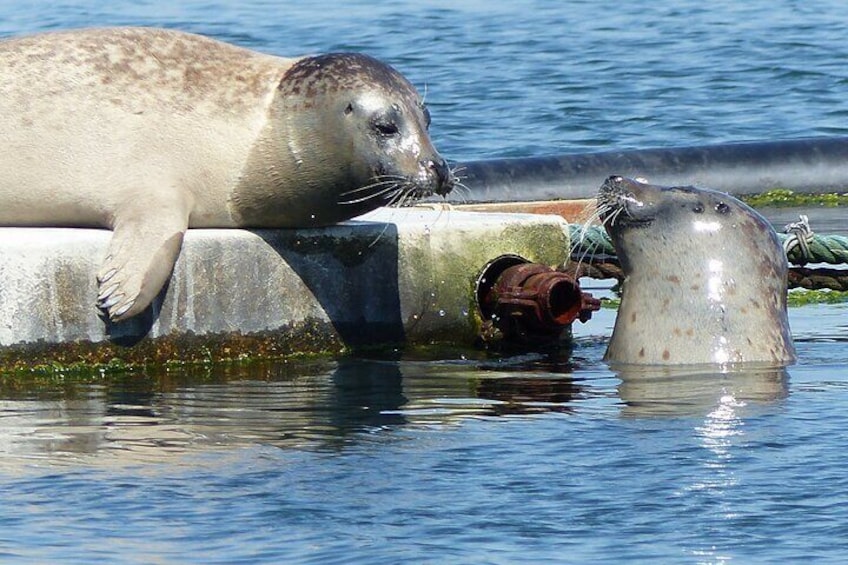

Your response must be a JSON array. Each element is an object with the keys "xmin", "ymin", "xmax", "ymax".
[
  {"xmin": 567, "ymin": 225, "xmax": 848, "ymax": 291},
  {"xmin": 783, "ymin": 233, "xmax": 848, "ymax": 265},
  {"xmin": 568, "ymin": 224, "xmax": 848, "ymax": 266}
]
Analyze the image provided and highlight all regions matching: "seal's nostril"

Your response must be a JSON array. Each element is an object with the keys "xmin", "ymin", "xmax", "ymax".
[
  {"xmin": 422, "ymin": 158, "xmax": 453, "ymax": 193},
  {"xmin": 602, "ymin": 175, "xmax": 624, "ymax": 190}
]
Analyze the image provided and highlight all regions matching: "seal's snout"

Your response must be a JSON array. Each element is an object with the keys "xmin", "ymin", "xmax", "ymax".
[
  {"xmin": 597, "ymin": 175, "xmax": 657, "ymax": 229},
  {"xmin": 603, "ymin": 175, "xmax": 625, "ymax": 188},
  {"xmin": 598, "ymin": 175, "xmax": 631, "ymax": 212},
  {"xmin": 601, "ymin": 175, "xmax": 643, "ymax": 193},
  {"xmin": 423, "ymin": 157, "xmax": 455, "ymax": 196}
]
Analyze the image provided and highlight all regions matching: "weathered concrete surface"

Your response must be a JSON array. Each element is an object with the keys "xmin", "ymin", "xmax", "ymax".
[{"xmin": 0, "ymin": 208, "xmax": 571, "ymax": 368}]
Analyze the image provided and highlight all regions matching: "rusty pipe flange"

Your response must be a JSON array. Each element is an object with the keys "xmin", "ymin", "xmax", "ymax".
[
  {"xmin": 476, "ymin": 256, "xmax": 599, "ymax": 343},
  {"xmin": 493, "ymin": 263, "xmax": 584, "ymax": 329}
]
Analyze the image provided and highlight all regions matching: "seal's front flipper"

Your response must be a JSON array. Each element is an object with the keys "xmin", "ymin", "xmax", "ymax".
[{"xmin": 96, "ymin": 208, "xmax": 189, "ymax": 322}]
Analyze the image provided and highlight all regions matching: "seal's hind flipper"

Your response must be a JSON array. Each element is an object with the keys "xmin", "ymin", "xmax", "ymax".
[{"xmin": 96, "ymin": 205, "xmax": 189, "ymax": 322}]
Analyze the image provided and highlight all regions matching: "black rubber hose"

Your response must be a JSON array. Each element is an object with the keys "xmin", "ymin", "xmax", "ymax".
[{"xmin": 458, "ymin": 136, "xmax": 848, "ymax": 202}]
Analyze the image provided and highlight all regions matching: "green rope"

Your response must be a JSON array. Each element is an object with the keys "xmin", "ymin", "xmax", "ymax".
[
  {"xmin": 568, "ymin": 224, "xmax": 848, "ymax": 266},
  {"xmin": 568, "ymin": 225, "xmax": 616, "ymax": 257},
  {"xmin": 784, "ymin": 233, "xmax": 848, "ymax": 265}
]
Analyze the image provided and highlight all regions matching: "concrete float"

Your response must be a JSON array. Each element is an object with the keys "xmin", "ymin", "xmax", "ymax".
[{"xmin": 0, "ymin": 207, "xmax": 574, "ymax": 369}]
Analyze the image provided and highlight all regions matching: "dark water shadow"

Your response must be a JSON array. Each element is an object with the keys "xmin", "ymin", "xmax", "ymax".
[
  {"xmin": 417, "ymin": 347, "xmax": 585, "ymax": 416},
  {"xmin": 322, "ymin": 357, "xmax": 409, "ymax": 436}
]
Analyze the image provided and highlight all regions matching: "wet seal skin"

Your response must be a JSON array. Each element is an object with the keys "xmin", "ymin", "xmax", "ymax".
[
  {"xmin": 596, "ymin": 176, "xmax": 796, "ymax": 367},
  {"xmin": 0, "ymin": 27, "xmax": 454, "ymax": 321}
]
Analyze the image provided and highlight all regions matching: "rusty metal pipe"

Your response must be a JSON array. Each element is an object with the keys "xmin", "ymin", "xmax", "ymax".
[
  {"xmin": 494, "ymin": 263, "xmax": 583, "ymax": 328},
  {"xmin": 476, "ymin": 256, "xmax": 600, "ymax": 343}
]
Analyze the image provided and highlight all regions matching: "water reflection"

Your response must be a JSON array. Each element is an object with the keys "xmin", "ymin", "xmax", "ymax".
[
  {"xmin": 0, "ymin": 354, "xmax": 794, "ymax": 469},
  {"xmin": 0, "ymin": 354, "xmax": 587, "ymax": 467},
  {"xmin": 614, "ymin": 364, "xmax": 790, "ymax": 418},
  {"xmin": 473, "ymin": 376, "xmax": 580, "ymax": 415}
]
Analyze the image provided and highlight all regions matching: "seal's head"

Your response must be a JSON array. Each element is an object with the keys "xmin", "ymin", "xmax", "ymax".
[
  {"xmin": 598, "ymin": 176, "xmax": 766, "ymax": 273},
  {"xmin": 235, "ymin": 53, "xmax": 454, "ymax": 227},
  {"xmin": 597, "ymin": 176, "xmax": 795, "ymax": 367}
]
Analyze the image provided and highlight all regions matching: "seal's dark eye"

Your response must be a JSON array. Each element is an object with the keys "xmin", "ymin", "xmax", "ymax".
[
  {"xmin": 692, "ymin": 203, "xmax": 704, "ymax": 214},
  {"xmin": 715, "ymin": 202, "xmax": 731, "ymax": 214},
  {"xmin": 373, "ymin": 120, "xmax": 399, "ymax": 136}
]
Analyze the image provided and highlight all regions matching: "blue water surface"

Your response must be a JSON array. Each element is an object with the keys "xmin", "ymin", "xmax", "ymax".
[
  {"xmin": 2, "ymin": 1, "xmax": 848, "ymax": 563},
  {"xmin": 3, "ymin": 0, "xmax": 848, "ymax": 160}
]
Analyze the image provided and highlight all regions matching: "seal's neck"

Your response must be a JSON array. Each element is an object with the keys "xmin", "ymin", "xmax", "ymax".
[{"xmin": 229, "ymin": 103, "xmax": 348, "ymax": 228}]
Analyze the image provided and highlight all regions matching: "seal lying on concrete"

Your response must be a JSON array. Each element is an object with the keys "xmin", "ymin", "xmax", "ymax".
[
  {"xmin": 597, "ymin": 176, "xmax": 796, "ymax": 367},
  {"xmin": 0, "ymin": 27, "xmax": 454, "ymax": 321}
]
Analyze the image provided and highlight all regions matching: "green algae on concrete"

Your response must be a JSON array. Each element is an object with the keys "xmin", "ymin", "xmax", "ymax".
[
  {"xmin": 0, "ymin": 317, "xmax": 349, "ymax": 376},
  {"xmin": 396, "ymin": 212, "xmax": 571, "ymax": 345}
]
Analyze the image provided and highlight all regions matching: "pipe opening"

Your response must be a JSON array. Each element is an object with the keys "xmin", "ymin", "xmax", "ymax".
[{"xmin": 544, "ymin": 276, "xmax": 583, "ymax": 325}]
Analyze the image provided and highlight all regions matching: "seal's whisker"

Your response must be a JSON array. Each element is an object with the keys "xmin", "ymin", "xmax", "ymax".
[
  {"xmin": 369, "ymin": 174, "xmax": 408, "ymax": 182},
  {"xmin": 571, "ymin": 206, "xmax": 605, "ymax": 270},
  {"xmin": 338, "ymin": 183, "xmax": 402, "ymax": 205},
  {"xmin": 366, "ymin": 220, "xmax": 394, "ymax": 249},
  {"xmin": 382, "ymin": 187, "xmax": 408, "ymax": 208},
  {"xmin": 448, "ymin": 181, "xmax": 472, "ymax": 204},
  {"xmin": 572, "ymin": 204, "xmax": 602, "ymax": 246},
  {"xmin": 390, "ymin": 187, "xmax": 417, "ymax": 209},
  {"xmin": 598, "ymin": 205, "xmax": 623, "ymax": 232},
  {"xmin": 389, "ymin": 180, "xmax": 438, "ymax": 209},
  {"xmin": 576, "ymin": 199, "xmax": 600, "ymax": 225},
  {"xmin": 610, "ymin": 206, "xmax": 626, "ymax": 227},
  {"xmin": 338, "ymin": 178, "xmax": 403, "ymax": 197},
  {"xmin": 403, "ymin": 190, "xmax": 422, "ymax": 207},
  {"xmin": 366, "ymin": 188, "xmax": 419, "ymax": 247},
  {"xmin": 383, "ymin": 194, "xmax": 402, "ymax": 209},
  {"xmin": 339, "ymin": 191, "xmax": 397, "ymax": 206},
  {"xmin": 450, "ymin": 169, "xmax": 468, "ymax": 187},
  {"xmin": 571, "ymin": 201, "xmax": 622, "ymax": 273}
]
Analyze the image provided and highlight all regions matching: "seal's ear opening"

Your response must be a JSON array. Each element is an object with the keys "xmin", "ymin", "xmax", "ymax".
[{"xmin": 344, "ymin": 103, "xmax": 354, "ymax": 115}]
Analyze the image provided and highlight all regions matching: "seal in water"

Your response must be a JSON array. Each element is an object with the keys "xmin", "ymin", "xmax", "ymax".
[
  {"xmin": 0, "ymin": 27, "xmax": 454, "ymax": 321},
  {"xmin": 596, "ymin": 176, "xmax": 796, "ymax": 367}
]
